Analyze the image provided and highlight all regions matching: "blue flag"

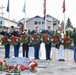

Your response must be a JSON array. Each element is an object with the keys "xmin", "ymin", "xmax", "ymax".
[
  {"xmin": 7, "ymin": 0, "xmax": 9, "ymax": 12},
  {"xmin": 23, "ymin": 1, "xmax": 25, "ymax": 13}
]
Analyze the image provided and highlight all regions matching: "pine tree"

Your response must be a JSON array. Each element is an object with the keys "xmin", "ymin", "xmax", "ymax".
[{"xmin": 66, "ymin": 17, "xmax": 73, "ymax": 28}]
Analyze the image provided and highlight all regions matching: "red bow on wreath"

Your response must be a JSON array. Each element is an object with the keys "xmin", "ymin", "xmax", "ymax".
[
  {"xmin": 21, "ymin": 34, "xmax": 25, "ymax": 40},
  {"xmin": 2, "ymin": 36, "xmax": 7, "ymax": 42},
  {"xmin": 43, "ymin": 34, "xmax": 48, "ymax": 42},
  {"xmin": 33, "ymin": 34, "xmax": 37, "ymax": 41},
  {"xmin": 64, "ymin": 36, "xmax": 68, "ymax": 44},
  {"xmin": 11, "ymin": 35, "xmax": 15, "ymax": 42},
  {"xmin": 54, "ymin": 36, "xmax": 58, "ymax": 42}
]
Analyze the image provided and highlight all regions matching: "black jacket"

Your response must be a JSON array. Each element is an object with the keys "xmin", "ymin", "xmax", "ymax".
[
  {"xmin": 71, "ymin": 32, "xmax": 76, "ymax": 46},
  {"xmin": 0, "ymin": 31, "xmax": 10, "ymax": 37},
  {"xmin": 11, "ymin": 31, "xmax": 20, "ymax": 37}
]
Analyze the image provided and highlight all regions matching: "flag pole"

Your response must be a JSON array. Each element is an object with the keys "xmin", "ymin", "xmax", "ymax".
[
  {"xmin": 64, "ymin": 12, "xmax": 65, "ymax": 34},
  {"xmin": 43, "ymin": 0, "xmax": 46, "ymax": 30},
  {"xmin": 45, "ymin": 14, "xmax": 46, "ymax": 30},
  {"xmin": 24, "ymin": 0, "xmax": 26, "ymax": 29},
  {"xmin": 8, "ymin": 0, "xmax": 10, "ymax": 27}
]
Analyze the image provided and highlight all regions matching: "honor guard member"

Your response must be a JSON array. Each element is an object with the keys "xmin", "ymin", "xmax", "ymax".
[
  {"xmin": 30, "ymin": 27, "xmax": 41, "ymax": 59},
  {"xmin": 22, "ymin": 29, "xmax": 29, "ymax": 57},
  {"xmin": 11, "ymin": 27, "xmax": 20, "ymax": 57},
  {"xmin": 0, "ymin": 27, "xmax": 10, "ymax": 58},
  {"xmin": 45, "ymin": 26, "xmax": 53, "ymax": 60},
  {"xmin": 58, "ymin": 29, "xmax": 65, "ymax": 61},
  {"xmin": 71, "ymin": 31, "xmax": 76, "ymax": 62}
]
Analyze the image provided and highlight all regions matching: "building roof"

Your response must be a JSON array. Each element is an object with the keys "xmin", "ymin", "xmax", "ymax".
[
  {"xmin": 18, "ymin": 15, "xmax": 60, "ymax": 23},
  {"xmin": 0, "ymin": 16, "xmax": 17, "ymax": 23},
  {"xmin": 46, "ymin": 14, "xmax": 60, "ymax": 22}
]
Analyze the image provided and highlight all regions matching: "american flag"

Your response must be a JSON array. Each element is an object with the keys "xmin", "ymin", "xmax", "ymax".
[{"xmin": 43, "ymin": 0, "xmax": 46, "ymax": 15}]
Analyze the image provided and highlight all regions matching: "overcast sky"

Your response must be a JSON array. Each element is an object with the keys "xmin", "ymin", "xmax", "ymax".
[{"xmin": 0, "ymin": 0, "xmax": 76, "ymax": 27}]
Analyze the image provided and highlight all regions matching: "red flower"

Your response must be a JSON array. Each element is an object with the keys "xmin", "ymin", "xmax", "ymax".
[
  {"xmin": 11, "ymin": 35, "xmax": 15, "ymax": 42},
  {"xmin": 31, "ymin": 64, "xmax": 35, "ymax": 70},
  {"xmin": 2, "ymin": 36, "xmax": 7, "ymax": 42},
  {"xmin": 21, "ymin": 34, "xmax": 25, "ymax": 40},
  {"xmin": 54, "ymin": 36, "xmax": 58, "ymax": 42},
  {"xmin": 33, "ymin": 34, "xmax": 37, "ymax": 41},
  {"xmin": 9, "ymin": 66, "xmax": 14, "ymax": 70},
  {"xmin": 20, "ymin": 65, "xmax": 26, "ymax": 71},
  {"xmin": 0, "ymin": 61, "xmax": 2, "ymax": 65},
  {"xmin": 33, "ymin": 61, "xmax": 38, "ymax": 66},
  {"xmin": 43, "ymin": 34, "xmax": 48, "ymax": 42},
  {"xmin": 6, "ymin": 73, "xmax": 8, "ymax": 75},
  {"xmin": 64, "ymin": 36, "xmax": 68, "ymax": 44}
]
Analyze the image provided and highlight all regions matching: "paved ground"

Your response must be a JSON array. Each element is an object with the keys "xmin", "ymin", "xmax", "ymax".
[{"xmin": 0, "ymin": 45, "xmax": 76, "ymax": 75}]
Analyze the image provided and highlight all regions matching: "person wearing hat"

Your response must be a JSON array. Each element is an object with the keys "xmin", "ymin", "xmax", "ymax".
[
  {"xmin": 11, "ymin": 27, "xmax": 20, "ymax": 57},
  {"xmin": 45, "ymin": 26, "xmax": 53, "ymax": 60},
  {"xmin": 0, "ymin": 27, "xmax": 10, "ymax": 58},
  {"xmin": 30, "ymin": 27, "xmax": 41, "ymax": 59},
  {"xmin": 22, "ymin": 29, "xmax": 29, "ymax": 57}
]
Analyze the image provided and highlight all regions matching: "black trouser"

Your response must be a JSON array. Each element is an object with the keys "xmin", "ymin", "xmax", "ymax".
[
  {"xmin": 22, "ymin": 43, "xmax": 29, "ymax": 57},
  {"xmin": 34, "ymin": 44, "xmax": 40, "ymax": 59},
  {"xmin": 45, "ymin": 42, "xmax": 52, "ymax": 59}
]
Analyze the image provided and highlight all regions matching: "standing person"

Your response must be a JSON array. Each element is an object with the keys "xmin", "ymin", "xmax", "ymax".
[
  {"xmin": 11, "ymin": 27, "xmax": 20, "ymax": 57},
  {"xmin": 22, "ymin": 29, "xmax": 29, "ymax": 58},
  {"xmin": 0, "ymin": 27, "xmax": 10, "ymax": 58},
  {"xmin": 45, "ymin": 26, "xmax": 53, "ymax": 60},
  {"xmin": 71, "ymin": 32, "xmax": 76, "ymax": 62},
  {"xmin": 30, "ymin": 27, "xmax": 41, "ymax": 59},
  {"xmin": 58, "ymin": 29, "xmax": 65, "ymax": 61}
]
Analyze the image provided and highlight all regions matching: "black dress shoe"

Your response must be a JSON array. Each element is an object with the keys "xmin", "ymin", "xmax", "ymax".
[
  {"xmin": 7, "ymin": 56, "xmax": 10, "ymax": 58},
  {"xmin": 5, "ymin": 56, "xmax": 10, "ymax": 58},
  {"xmin": 5, "ymin": 57, "xmax": 8, "ymax": 58},
  {"xmin": 49, "ymin": 59, "xmax": 52, "ymax": 60},
  {"xmin": 59, "ymin": 59, "xmax": 62, "ymax": 61},
  {"xmin": 61, "ymin": 59, "xmax": 65, "ymax": 61},
  {"xmin": 59, "ymin": 59, "xmax": 65, "ymax": 61}
]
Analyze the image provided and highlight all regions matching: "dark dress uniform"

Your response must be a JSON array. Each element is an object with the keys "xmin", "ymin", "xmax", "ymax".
[
  {"xmin": 30, "ymin": 30, "xmax": 41, "ymax": 59},
  {"xmin": 11, "ymin": 30, "xmax": 20, "ymax": 57},
  {"xmin": 22, "ymin": 32, "xmax": 29, "ymax": 57},
  {"xmin": 41, "ymin": 30, "xmax": 53, "ymax": 60},
  {"xmin": 0, "ymin": 31, "xmax": 10, "ymax": 58},
  {"xmin": 45, "ymin": 30, "xmax": 53, "ymax": 60}
]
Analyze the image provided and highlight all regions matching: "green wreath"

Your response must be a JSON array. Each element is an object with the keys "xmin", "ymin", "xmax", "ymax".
[
  {"xmin": 19, "ymin": 34, "xmax": 29, "ymax": 44},
  {"xmin": 41, "ymin": 34, "xmax": 52, "ymax": 44},
  {"xmin": 9, "ymin": 36, "xmax": 19, "ymax": 46},
  {"xmin": 30, "ymin": 33, "xmax": 41, "ymax": 45},
  {"xmin": 53, "ymin": 33, "xmax": 61, "ymax": 44},
  {"xmin": 62, "ymin": 36, "xmax": 72, "ymax": 48},
  {"xmin": 1, "ymin": 36, "xmax": 9, "ymax": 45}
]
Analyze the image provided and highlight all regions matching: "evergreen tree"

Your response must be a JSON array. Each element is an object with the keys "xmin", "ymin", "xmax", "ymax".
[
  {"xmin": 60, "ymin": 21, "xmax": 64, "ymax": 28},
  {"xmin": 66, "ymin": 17, "xmax": 73, "ymax": 28}
]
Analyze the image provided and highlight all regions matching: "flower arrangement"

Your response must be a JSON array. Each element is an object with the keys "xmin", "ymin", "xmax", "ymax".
[
  {"xmin": 0, "ymin": 59, "xmax": 8, "ymax": 71},
  {"xmin": 41, "ymin": 34, "xmax": 52, "ymax": 44},
  {"xmin": 19, "ymin": 34, "xmax": 29, "ymax": 44},
  {"xmin": 1, "ymin": 36, "xmax": 9, "ymax": 45},
  {"xmin": 28, "ymin": 61, "xmax": 38, "ymax": 73},
  {"xmin": 5, "ymin": 60, "xmax": 38, "ymax": 75},
  {"xmin": 10, "ymin": 35, "xmax": 19, "ymax": 46},
  {"xmin": 30, "ymin": 33, "xmax": 40, "ymax": 45},
  {"xmin": 6, "ymin": 64, "xmax": 21, "ymax": 75}
]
